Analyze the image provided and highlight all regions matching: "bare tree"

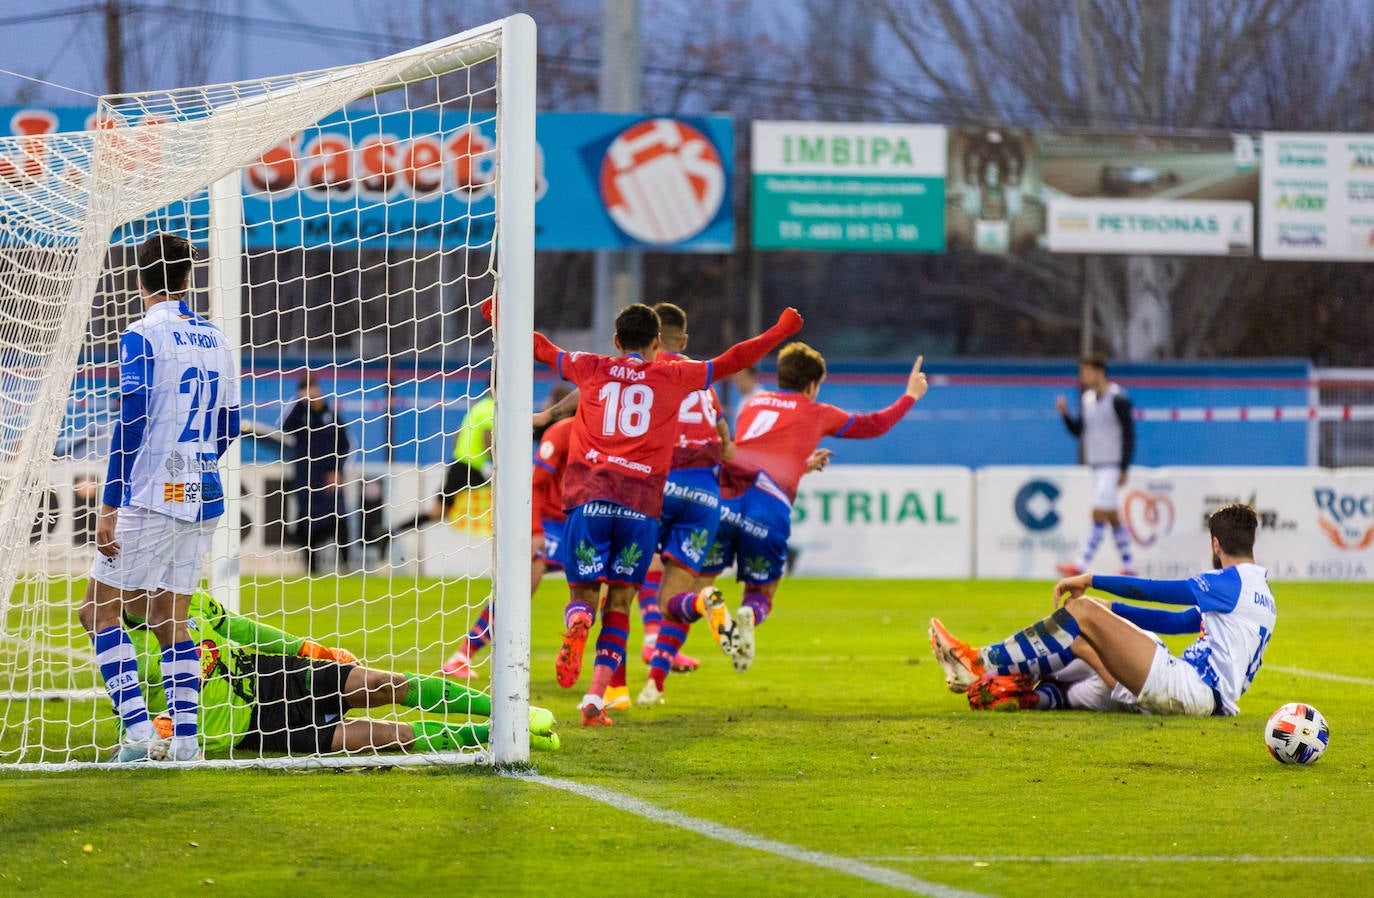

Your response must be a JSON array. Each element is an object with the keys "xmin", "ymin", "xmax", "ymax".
[{"xmin": 853, "ymin": 0, "xmax": 1374, "ymax": 359}]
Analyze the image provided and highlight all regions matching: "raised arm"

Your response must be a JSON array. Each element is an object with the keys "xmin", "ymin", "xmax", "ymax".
[
  {"xmin": 834, "ymin": 356, "xmax": 927, "ymax": 440},
  {"xmin": 1057, "ymin": 394, "xmax": 1083, "ymax": 437},
  {"xmin": 707, "ymin": 308, "xmax": 803, "ymax": 382},
  {"xmin": 481, "ymin": 296, "xmax": 564, "ymax": 370}
]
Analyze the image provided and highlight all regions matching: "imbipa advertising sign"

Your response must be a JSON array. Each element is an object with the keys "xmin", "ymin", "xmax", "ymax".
[
  {"xmin": 788, "ymin": 465, "xmax": 972, "ymax": 577},
  {"xmin": 751, "ymin": 120, "xmax": 947, "ymax": 252}
]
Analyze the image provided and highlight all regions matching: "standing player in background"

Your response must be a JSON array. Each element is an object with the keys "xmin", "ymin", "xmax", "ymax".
[
  {"xmin": 280, "ymin": 374, "xmax": 352, "ymax": 573},
  {"xmin": 82, "ymin": 233, "xmax": 241, "ymax": 762},
  {"xmin": 609, "ymin": 302, "xmax": 731, "ymax": 710},
  {"xmin": 441, "ymin": 415, "xmax": 575, "ymax": 680},
  {"xmin": 639, "ymin": 344, "xmax": 927, "ymax": 700},
  {"xmin": 1055, "ymin": 355, "xmax": 1136, "ymax": 576},
  {"xmin": 930, "ymin": 504, "xmax": 1274, "ymax": 719},
  {"xmin": 486, "ymin": 298, "xmax": 802, "ymax": 725}
]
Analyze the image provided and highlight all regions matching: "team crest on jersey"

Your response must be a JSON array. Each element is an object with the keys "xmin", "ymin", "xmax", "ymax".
[
  {"xmin": 612, "ymin": 542, "xmax": 644, "ymax": 576},
  {"xmin": 198, "ymin": 639, "xmax": 220, "ymax": 680}
]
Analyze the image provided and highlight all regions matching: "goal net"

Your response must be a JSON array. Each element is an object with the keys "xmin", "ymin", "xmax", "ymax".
[{"xmin": 0, "ymin": 15, "xmax": 535, "ymax": 769}]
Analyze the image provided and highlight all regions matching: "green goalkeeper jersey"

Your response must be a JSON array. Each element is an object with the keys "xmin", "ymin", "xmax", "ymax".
[{"xmin": 124, "ymin": 590, "xmax": 309, "ymax": 753}]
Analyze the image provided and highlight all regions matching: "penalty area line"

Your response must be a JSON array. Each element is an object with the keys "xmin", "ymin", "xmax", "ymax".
[
  {"xmin": 1267, "ymin": 665, "xmax": 1374, "ymax": 688},
  {"xmin": 505, "ymin": 771, "xmax": 992, "ymax": 898},
  {"xmin": 863, "ymin": 854, "xmax": 1374, "ymax": 865}
]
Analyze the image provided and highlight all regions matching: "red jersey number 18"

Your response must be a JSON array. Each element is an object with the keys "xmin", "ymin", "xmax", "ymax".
[{"xmin": 600, "ymin": 382, "xmax": 654, "ymax": 437}]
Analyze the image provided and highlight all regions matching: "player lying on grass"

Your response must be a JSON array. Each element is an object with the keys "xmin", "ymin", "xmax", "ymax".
[
  {"xmin": 930, "ymin": 503, "xmax": 1274, "ymax": 717},
  {"xmin": 485, "ymin": 297, "xmax": 803, "ymax": 725},
  {"xmin": 638, "ymin": 343, "xmax": 928, "ymax": 705},
  {"xmin": 80, "ymin": 585, "xmax": 558, "ymax": 759}
]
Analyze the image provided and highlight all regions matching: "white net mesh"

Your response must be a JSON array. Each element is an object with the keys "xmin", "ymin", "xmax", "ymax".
[{"xmin": 0, "ymin": 19, "xmax": 534, "ymax": 768}]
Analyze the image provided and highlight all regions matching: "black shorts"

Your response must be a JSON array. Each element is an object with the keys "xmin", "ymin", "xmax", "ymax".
[
  {"xmin": 441, "ymin": 461, "xmax": 490, "ymax": 511},
  {"xmin": 236, "ymin": 654, "xmax": 357, "ymax": 755}
]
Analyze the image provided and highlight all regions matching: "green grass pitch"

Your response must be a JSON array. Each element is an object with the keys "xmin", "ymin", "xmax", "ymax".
[{"xmin": 1, "ymin": 576, "xmax": 1371, "ymax": 897}]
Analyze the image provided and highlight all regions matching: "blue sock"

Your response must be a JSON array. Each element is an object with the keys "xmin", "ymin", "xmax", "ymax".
[
  {"xmin": 1112, "ymin": 525, "xmax": 1134, "ymax": 570},
  {"xmin": 160, "ymin": 641, "xmax": 201, "ymax": 749},
  {"xmin": 1035, "ymin": 682, "xmax": 1069, "ymax": 710},
  {"xmin": 1077, "ymin": 522, "xmax": 1106, "ymax": 568},
  {"xmin": 979, "ymin": 608, "xmax": 1080, "ymax": 676},
  {"xmin": 93, "ymin": 626, "xmax": 155, "ymax": 742}
]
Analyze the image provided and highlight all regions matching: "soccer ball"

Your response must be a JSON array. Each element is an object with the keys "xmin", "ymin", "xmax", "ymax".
[{"xmin": 1264, "ymin": 702, "xmax": 1329, "ymax": 765}]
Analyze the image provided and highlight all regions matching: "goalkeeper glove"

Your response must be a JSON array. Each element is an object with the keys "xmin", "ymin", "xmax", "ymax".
[{"xmin": 297, "ymin": 641, "xmax": 358, "ymax": 664}]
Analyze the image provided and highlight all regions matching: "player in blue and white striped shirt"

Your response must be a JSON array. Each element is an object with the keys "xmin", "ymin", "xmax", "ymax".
[
  {"xmin": 930, "ymin": 504, "xmax": 1275, "ymax": 717},
  {"xmin": 77, "ymin": 234, "xmax": 241, "ymax": 762}
]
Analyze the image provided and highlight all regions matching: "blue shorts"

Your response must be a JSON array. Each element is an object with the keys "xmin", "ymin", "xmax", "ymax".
[
  {"xmin": 700, "ymin": 482, "xmax": 791, "ymax": 586},
  {"xmin": 658, "ymin": 467, "xmax": 720, "ymax": 575},
  {"xmin": 537, "ymin": 518, "xmax": 565, "ymax": 570},
  {"xmin": 562, "ymin": 501, "xmax": 658, "ymax": 587}
]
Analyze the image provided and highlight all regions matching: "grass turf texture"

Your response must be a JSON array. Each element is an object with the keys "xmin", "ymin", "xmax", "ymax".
[{"xmin": 1, "ymin": 577, "xmax": 1371, "ymax": 898}]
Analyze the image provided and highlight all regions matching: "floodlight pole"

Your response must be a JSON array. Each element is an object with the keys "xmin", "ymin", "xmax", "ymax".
[{"xmin": 591, "ymin": 0, "xmax": 643, "ymax": 351}]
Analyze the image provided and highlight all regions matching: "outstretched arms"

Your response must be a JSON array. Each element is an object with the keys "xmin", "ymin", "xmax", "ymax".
[{"xmin": 707, "ymin": 308, "xmax": 804, "ymax": 382}]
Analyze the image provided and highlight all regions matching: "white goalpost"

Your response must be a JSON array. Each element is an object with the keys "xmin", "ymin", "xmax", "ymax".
[{"xmin": 0, "ymin": 15, "xmax": 535, "ymax": 769}]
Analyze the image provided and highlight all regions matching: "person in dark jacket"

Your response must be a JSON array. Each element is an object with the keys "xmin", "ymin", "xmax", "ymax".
[{"xmin": 281, "ymin": 374, "xmax": 352, "ymax": 573}]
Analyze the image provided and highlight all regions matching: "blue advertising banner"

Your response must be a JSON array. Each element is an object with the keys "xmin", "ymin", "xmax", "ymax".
[{"xmin": 0, "ymin": 107, "xmax": 734, "ymax": 252}]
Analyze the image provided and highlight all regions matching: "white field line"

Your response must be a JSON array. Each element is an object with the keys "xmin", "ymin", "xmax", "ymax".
[
  {"xmin": 864, "ymin": 855, "xmax": 1373, "ymax": 865},
  {"xmin": 0, "ymin": 632, "xmax": 93, "ymax": 664},
  {"xmin": 1267, "ymin": 665, "xmax": 1374, "ymax": 688},
  {"xmin": 507, "ymin": 772, "xmax": 992, "ymax": 898}
]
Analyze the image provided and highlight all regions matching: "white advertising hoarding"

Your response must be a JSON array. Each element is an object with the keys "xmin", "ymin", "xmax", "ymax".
[
  {"xmin": 1046, "ymin": 198, "xmax": 1254, "ymax": 255},
  {"xmin": 976, "ymin": 466, "xmax": 1374, "ymax": 582},
  {"xmin": 789, "ymin": 465, "xmax": 973, "ymax": 578},
  {"xmin": 1260, "ymin": 131, "xmax": 1374, "ymax": 260}
]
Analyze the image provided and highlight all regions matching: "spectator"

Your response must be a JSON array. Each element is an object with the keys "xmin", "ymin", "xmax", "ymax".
[{"xmin": 281, "ymin": 373, "xmax": 352, "ymax": 573}]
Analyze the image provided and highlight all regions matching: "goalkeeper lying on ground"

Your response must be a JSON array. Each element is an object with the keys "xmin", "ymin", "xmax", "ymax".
[{"xmin": 81, "ymin": 587, "xmax": 558, "ymax": 760}]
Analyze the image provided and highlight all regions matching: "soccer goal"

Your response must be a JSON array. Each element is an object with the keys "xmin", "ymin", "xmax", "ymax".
[{"xmin": 0, "ymin": 15, "xmax": 535, "ymax": 769}]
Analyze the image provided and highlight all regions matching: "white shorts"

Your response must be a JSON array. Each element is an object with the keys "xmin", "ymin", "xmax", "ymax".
[
  {"xmin": 1050, "ymin": 659, "xmax": 1139, "ymax": 713},
  {"xmin": 1091, "ymin": 467, "xmax": 1122, "ymax": 511},
  {"xmin": 1135, "ymin": 643, "xmax": 1217, "ymax": 717},
  {"xmin": 89, "ymin": 506, "xmax": 217, "ymax": 595}
]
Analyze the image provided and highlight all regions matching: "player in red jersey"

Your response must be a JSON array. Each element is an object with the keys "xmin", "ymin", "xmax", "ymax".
[
  {"xmin": 643, "ymin": 342, "xmax": 928, "ymax": 685},
  {"xmin": 441, "ymin": 415, "xmax": 575, "ymax": 680},
  {"xmin": 488, "ymin": 299, "xmax": 802, "ymax": 725}
]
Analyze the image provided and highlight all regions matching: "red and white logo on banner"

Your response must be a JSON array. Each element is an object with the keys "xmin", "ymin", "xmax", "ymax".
[
  {"xmin": 599, "ymin": 118, "xmax": 725, "ymax": 244},
  {"xmin": 1124, "ymin": 488, "xmax": 1175, "ymax": 548}
]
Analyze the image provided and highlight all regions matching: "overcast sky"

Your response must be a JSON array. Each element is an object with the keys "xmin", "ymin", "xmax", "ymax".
[{"xmin": 0, "ymin": 1, "xmax": 521, "ymax": 104}]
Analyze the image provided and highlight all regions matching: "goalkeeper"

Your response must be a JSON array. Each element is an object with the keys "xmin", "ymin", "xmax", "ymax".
[{"xmin": 94, "ymin": 588, "xmax": 558, "ymax": 758}]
